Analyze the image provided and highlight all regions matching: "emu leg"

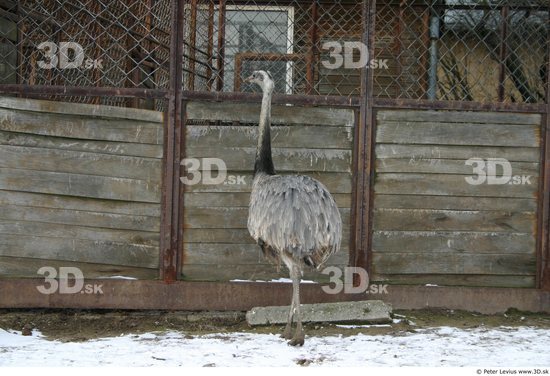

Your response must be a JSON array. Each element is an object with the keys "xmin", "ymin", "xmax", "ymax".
[
  {"xmin": 281, "ymin": 297, "xmax": 294, "ymax": 339},
  {"xmin": 288, "ymin": 265, "xmax": 304, "ymax": 346}
]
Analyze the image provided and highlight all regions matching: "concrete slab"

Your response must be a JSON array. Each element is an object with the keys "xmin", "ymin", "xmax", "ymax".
[{"xmin": 246, "ymin": 300, "xmax": 392, "ymax": 326}]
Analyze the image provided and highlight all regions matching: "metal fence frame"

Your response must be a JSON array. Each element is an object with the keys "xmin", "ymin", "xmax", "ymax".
[{"xmin": 0, "ymin": 0, "xmax": 549, "ymax": 311}]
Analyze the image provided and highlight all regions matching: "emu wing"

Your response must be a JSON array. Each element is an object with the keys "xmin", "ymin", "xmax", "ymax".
[{"xmin": 248, "ymin": 174, "xmax": 342, "ymax": 268}]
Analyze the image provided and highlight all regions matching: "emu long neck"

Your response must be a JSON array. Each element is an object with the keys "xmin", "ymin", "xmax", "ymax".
[{"xmin": 255, "ymin": 85, "xmax": 275, "ymax": 175}]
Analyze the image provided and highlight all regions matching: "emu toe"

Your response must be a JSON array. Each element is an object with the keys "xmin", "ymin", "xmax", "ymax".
[{"xmin": 288, "ymin": 333, "xmax": 305, "ymax": 347}]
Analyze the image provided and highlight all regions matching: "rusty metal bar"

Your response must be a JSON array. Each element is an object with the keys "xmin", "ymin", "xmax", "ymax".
[
  {"xmin": 206, "ymin": 1, "xmax": 215, "ymax": 91},
  {"xmin": 216, "ymin": 0, "xmax": 226, "ymax": 92},
  {"xmin": 497, "ymin": 6, "xmax": 509, "ymax": 102},
  {"xmin": 306, "ymin": 0, "xmax": 319, "ymax": 95},
  {"xmin": 181, "ymin": 89, "xmax": 360, "ymax": 107},
  {"xmin": 357, "ymin": 0, "xmax": 377, "ymax": 276},
  {"xmin": 542, "ymin": 43, "xmax": 550, "ymax": 290},
  {"xmin": 0, "ymin": 84, "xmax": 168, "ymax": 98},
  {"xmin": 0, "ymin": 279, "xmax": 548, "ymax": 313},
  {"xmin": 160, "ymin": 0, "xmax": 185, "ymax": 283},
  {"xmin": 188, "ymin": 0, "xmax": 198, "ymax": 91}
]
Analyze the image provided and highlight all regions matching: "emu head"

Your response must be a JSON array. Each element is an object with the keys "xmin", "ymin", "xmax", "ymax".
[{"xmin": 244, "ymin": 70, "xmax": 274, "ymax": 92}]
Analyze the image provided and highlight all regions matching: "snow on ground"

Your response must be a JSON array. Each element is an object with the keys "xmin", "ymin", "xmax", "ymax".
[{"xmin": 0, "ymin": 326, "xmax": 549, "ymax": 367}]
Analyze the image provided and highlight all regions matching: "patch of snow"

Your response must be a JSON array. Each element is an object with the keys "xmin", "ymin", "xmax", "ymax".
[
  {"xmin": 335, "ymin": 324, "xmax": 392, "ymax": 329},
  {"xmin": 425, "ymin": 284, "xmax": 439, "ymax": 287},
  {"xmin": 0, "ymin": 326, "xmax": 549, "ymax": 367},
  {"xmin": 230, "ymin": 278, "xmax": 317, "ymax": 284}
]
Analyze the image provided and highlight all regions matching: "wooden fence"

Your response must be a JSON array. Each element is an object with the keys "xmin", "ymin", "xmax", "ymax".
[
  {"xmin": 372, "ymin": 109, "xmax": 541, "ymax": 287},
  {"xmin": 0, "ymin": 97, "xmax": 164, "ymax": 279}
]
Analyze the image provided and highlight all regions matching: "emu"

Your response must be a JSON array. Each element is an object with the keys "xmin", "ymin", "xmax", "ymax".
[{"xmin": 245, "ymin": 70, "xmax": 342, "ymax": 346}]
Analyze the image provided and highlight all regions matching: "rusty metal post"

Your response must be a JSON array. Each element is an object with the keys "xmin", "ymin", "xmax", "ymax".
[
  {"xmin": 206, "ymin": 1, "xmax": 215, "ymax": 91},
  {"xmin": 188, "ymin": 0, "xmax": 198, "ymax": 91},
  {"xmin": 541, "ymin": 41, "xmax": 550, "ymax": 291},
  {"xmin": 160, "ymin": 0, "xmax": 185, "ymax": 283},
  {"xmin": 216, "ymin": 0, "xmax": 226, "ymax": 91},
  {"xmin": 353, "ymin": 0, "xmax": 376, "ymax": 280},
  {"xmin": 497, "ymin": 5, "xmax": 509, "ymax": 102},
  {"xmin": 306, "ymin": 0, "xmax": 319, "ymax": 95}
]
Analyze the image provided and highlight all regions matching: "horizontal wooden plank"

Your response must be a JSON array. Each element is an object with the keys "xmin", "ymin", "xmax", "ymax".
[
  {"xmin": 375, "ymin": 144, "xmax": 540, "ymax": 162},
  {"xmin": 377, "ymin": 110, "xmax": 542, "ymax": 125},
  {"xmin": 0, "ymin": 108, "xmax": 163, "ymax": 144},
  {"xmin": 373, "ymin": 209, "xmax": 535, "ymax": 233},
  {"xmin": 0, "ymin": 130, "xmax": 163, "ymax": 158},
  {"xmin": 373, "ymin": 231, "xmax": 535, "ymax": 254},
  {"xmin": 376, "ymin": 121, "xmax": 539, "ymax": 147},
  {"xmin": 0, "ymin": 145, "xmax": 162, "ymax": 181},
  {"xmin": 184, "ymin": 207, "xmax": 351, "ymax": 229},
  {"xmin": 0, "ymin": 96, "xmax": 164, "ymax": 123},
  {"xmin": 372, "ymin": 252, "xmax": 536, "ymax": 275},
  {"xmin": 186, "ymin": 125, "xmax": 353, "ymax": 149},
  {"xmin": 0, "ymin": 190, "xmax": 161, "ymax": 217},
  {"xmin": 186, "ymin": 101, "xmax": 354, "ymax": 126},
  {"xmin": 0, "ymin": 234, "xmax": 159, "ymax": 268},
  {"xmin": 186, "ymin": 146, "xmax": 352, "ymax": 173},
  {"xmin": 0, "ymin": 168, "xmax": 161, "ymax": 203},
  {"xmin": 375, "ymin": 173, "xmax": 538, "ymax": 198},
  {"xmin": 374, "ymin": 194, "xmax": 537, "ymax": 212},
  {"xmin": 181, "ymin": 263, "xmax": 345, "ymax": 282},
  {"xmin": 0, "ymin": 220, "xmax": 159, "ymax": 246},
  {"xmin": 376, "ymin": 158, "xmax": 539, "ymax": 175},
  {"xmin": 184, "ymin": 243, "xmax": 349, "ymax": 266},
  {"xmin": 0, "ymin": 204, "xmax": 159, "ymax": 232},
  {"xmin": 185, "ymin": 172, "xmax": 352, "ymax": 194},
  {"xmin": 370, "ymin": 273, "xmax": 535, "ymax": 288},
  {"xmin": 184, "ymin": 192, "xmax": 351, "ymax": 208},
  {"xmin": 183, "ymin": 227, "xmax": 352, "ymax": 245},
  {"xmin": 0, "ymin": 256, "xmax": 158, "ymax": 280}
]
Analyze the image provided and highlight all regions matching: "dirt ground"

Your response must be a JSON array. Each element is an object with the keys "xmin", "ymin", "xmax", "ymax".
[{"xmin": 0, "ymin": 308, "xmax": 549, "ymax": 342}]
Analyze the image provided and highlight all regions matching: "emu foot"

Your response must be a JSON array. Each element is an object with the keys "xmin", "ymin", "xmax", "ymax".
[{"xmin": 288, "ymin": 332, "xmax": 305, "ymax": 347}]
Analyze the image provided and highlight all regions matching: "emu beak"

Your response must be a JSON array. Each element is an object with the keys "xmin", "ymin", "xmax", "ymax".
[{"xmin": 244, "ymin": 75, "xmax": 254, "ymax": 83}]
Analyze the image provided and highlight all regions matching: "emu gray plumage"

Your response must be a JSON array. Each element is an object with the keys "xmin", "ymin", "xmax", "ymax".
[{"xmin": 245, "ymin": 70, "xmax": 342, "ymax": 346}]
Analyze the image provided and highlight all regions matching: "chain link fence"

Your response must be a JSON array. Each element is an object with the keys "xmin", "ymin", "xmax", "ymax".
[{"xmin": 0, "ymin": 0, "xmax": 548, "ymax": 107}]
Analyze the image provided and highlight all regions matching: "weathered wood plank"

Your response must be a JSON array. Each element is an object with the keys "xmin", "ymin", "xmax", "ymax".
[
  {"xmin": 377, "ymin": 110, "xmax": 542, "ymax": 125},
  {"xmin": 181, "ymin": 263, "xmax": 346, "ymax": 282},
  {"xmin": 183, "ymin": 192, "xmax": 351, "ymax": 208},
  {"xmin": 0, "ymin": 204, "xmax": 159, "ymax": 232},
  {"xmin": 0, "ymin": 220, "xmax": 159, "ymax": 246},
  {"xmin": 373, "ymin": 209, "xmax": 535, "ymax": 233},
  {"xmin": 0, "ymin": 234, "xmax": 159, "ymax": 268},
  {"xmin": 373, "ymin": 231, "xmax": 534, "ymax": 254},
  {"xmin": 370, "ymin": 273, "xmax": 535, "ymax": 288},
  {"xmin": 374, "ymin": 194, "xmax": 537, "ymax": 212},
  {"xmin": 0, "ymin": 256, "xmax": 158, "ymax": 280},
  {"xmin": 0, "ymin": 130, "xmax": 163, "ymax": 158},
  {"xmin": 184, "ymin": 243, "xmax": 348, "ymax": 265},
  {"xmin": 186, "ymin": 101, "xmax": 355, "ymax": 126},
  {"xmin": 375, "ymin": 144, "xmax": 539, "ymax": 162},
  {"xmin": 186, "ymin": 146, "xmax": 352, "ymax": 173},
  {"xmin": 0, "ymin": 96, "xmax": 164, "ymax": 123},
  {"xmin": 0, "ymin": 108, "xmax": 163, "ymax": 144},
  {"xmin": 376, "ymin": 158, "xmax": 539, "ymax": 175},
  {"xmin": 0, "ymin": 190, "xmax": 161, "ymax": 217},
  {"xmin": 0, "ymin": 168, "xmax": 161, "ymax": 203},
  {"xmin": 0, "ymin": 145, "xmax": 162, "ymax": 181},
  {"xmin": 185, "ymin": 172, "xmax": 352, "ymax": 194},
  {"xmin": 376, "ymin": 121, "xmax": 539, "ymax": 147},
  {"xmin": 375, "ymin": 173, "xmax": 538, "ymax": 198},
  {"xmin": 372, "ymin": 252, "xmax": 536, "ymax": 275},
  {"xmin": 183, "ymin": 227, "xmax": 352, "ymax": 244},
  {"xmin": 184, "ymin": 207, "xmax": 351, "ymax": 229},
  {"xmin": 186, "ymin": 125, "xmax": 353, "ymax": 149}
]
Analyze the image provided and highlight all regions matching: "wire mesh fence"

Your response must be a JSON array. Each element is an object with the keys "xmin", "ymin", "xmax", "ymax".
[{"xmin": 0, "ymin": 0, "xmax": 548, "ymax": 107}]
